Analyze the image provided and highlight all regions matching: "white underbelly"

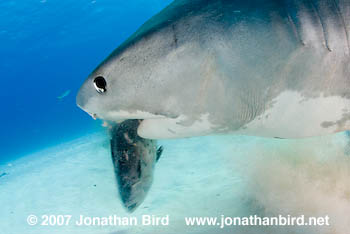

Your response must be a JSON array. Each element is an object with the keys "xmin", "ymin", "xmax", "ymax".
[
  {"xmin": 235, "ymin": 91, "xmax": 350, "ymax": 138},
  {"xmin": 137, "ymin": 114, "xmax": 215, "ymax": 139}
]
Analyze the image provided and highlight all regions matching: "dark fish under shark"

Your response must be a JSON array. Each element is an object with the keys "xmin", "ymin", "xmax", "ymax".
[
  {"xmin": 77, "ymin": 0, "xmax": 350, "ymax": 211},
  {"xmin": 110, "ymin": 120, "xmax": 162, "ymax": 212}
]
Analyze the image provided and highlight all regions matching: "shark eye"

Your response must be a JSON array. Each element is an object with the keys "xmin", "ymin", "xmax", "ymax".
[{"xmin": 93, "ymin": 76, "xmax": 107, "ymax": 93}]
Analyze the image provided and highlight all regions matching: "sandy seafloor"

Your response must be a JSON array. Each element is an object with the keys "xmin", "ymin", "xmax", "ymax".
[{"xmin": 1, "ymin": 131, "xmax": 350, "ymax": 234}]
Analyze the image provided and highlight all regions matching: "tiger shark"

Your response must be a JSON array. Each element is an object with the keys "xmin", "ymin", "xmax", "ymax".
[{"xmin": 77, "ymin": 0, "xmax": 350, "ymax": 211}]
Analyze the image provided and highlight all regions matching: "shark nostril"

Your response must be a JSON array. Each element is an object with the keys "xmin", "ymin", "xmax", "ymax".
[{"xmin": 87, "ymin": 112, "xmax": 97, "ymax": 120}]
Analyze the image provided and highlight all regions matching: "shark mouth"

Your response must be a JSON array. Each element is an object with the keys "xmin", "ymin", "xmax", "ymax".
[{"xmin": 88, "ymin": 110, "xmax": 215, "ymax": 139}]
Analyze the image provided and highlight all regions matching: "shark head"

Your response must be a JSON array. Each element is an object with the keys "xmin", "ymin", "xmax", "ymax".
[{"xmin": 76, "ymin": 0, "xmax": 222, "ymax": 139}]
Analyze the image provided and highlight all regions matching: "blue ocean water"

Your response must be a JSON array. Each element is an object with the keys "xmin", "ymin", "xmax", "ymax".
[
  {"xmin": 0, "ymin": 0, "xmax": 172, "ymax": 163},
  {"xmin": 1, "ymin": 2, "xmax": 350, "ymax": 233}
]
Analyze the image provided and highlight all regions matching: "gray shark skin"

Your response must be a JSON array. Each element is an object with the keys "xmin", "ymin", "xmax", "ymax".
[
  {"xmin": 77, "ymin": 0, "xmax": 350, "ymax": 140},
  {"xmin": 110, "ymin": 120, "xmax": 162, "ymax": 212}
]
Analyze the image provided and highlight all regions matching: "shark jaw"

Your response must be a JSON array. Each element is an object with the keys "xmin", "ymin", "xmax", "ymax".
[
  {"xmin": 137, "ymin": 114, "xmax": 216, "ymax": 139},
  {"xmin": 87, "ymin": 108, "xmax": 216, "ymax": 139}
]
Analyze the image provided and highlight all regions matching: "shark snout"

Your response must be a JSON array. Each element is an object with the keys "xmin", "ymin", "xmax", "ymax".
[
  {"xmin": 76, "ymin": 78, "xmax": 91, "ymax": 111},
  {"xmin": 76, "ymin": 76, "xmax": 101, "ymax": 120},
  {"xmin": 76, "ymin": 92, "xmax": 99, "ymax": 120},
  {"xmin": 76, "ymin": 91, "xmax": 85, "ymax": 110}
]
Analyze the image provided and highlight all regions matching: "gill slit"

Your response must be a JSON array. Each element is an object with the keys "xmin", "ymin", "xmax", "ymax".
[
  {"xmin": 332, "ymin": 0, "xmax": 350, "ymax": 54},
  {"xmin": 309, "ymin": 1, "xmax": 332, "ymax": 52},
  {"xmin": 286, "ymin": 11, "xmax": 305, "ymax": 46}
]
